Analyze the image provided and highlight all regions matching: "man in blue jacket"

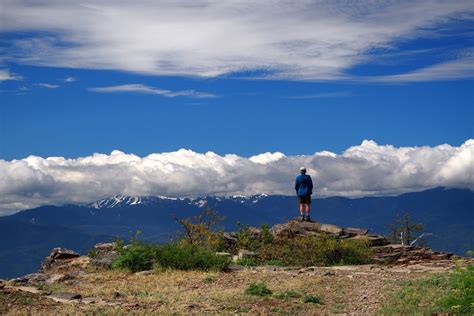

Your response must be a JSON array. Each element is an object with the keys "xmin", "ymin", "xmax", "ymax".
[{"xmin": 295, "ymin": 167, "xmax": 313, "ymax": 221}]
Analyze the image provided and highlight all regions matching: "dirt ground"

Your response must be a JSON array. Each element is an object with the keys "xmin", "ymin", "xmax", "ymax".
[{"xmin": 0, "ymin": 259, "xmax": 460, "ymax": 315}]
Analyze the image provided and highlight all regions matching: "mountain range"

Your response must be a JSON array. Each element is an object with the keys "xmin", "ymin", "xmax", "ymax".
[{"xmin": 1, "ymin": 187, "xmax": 472, "ymax": 278}]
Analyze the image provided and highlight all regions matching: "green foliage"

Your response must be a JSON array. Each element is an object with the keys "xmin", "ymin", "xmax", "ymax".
[
  {"xmin": 302, "ymin": 294, "xmax": 323, "ymax": 304},
  {"xmin": 378, "ymin": 264, "xmax": 474, "ymax": 314},
  {"xmin": 260, "ymin": 224, "xmax": 273, "ymax": 245},
  {"xmin": 153, "ymin": 243, "xmax": 230, "ymax": 271},
  {"xmin": 203, "ymin": 275, "xmax": 216, "ymax": 284},
  {"xmin": 245, "ymin": 282, "xmax": 272, "ymax": 296},
  {"xmin": 87, "ymin": 248, "xmax": 99, "ymax": 259},
  {"xmin": 112, "ymin": 237, "xmax": 158, "ymax": 272},
  {"xmin": 112, "ymin": 237, "xmax": 230, "ymax": 272},
  {"xmin": 437, "ymin": 265, "xmax": 474, "ymax": 314},
  {"xmin": 235, "ymin": 256, "xmax": 256, "ymax": 266},
  {"xmin": 256, "ymin": 235, "xmax": 372, "ymax": 266}
]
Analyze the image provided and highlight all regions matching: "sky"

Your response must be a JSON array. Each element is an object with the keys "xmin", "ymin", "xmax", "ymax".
[{"xmin": 0, "ymin": 1, "xmax": 473, "ymax": 214}]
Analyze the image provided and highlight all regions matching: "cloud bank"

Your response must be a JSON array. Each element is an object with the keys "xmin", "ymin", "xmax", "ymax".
[
  {"xmin": 1, "ymin": 140, "xmax": 473, "ymax": 215},
  {"xmin": 1, "ymin": 1, "xmax": 473, "ymax": 81}
]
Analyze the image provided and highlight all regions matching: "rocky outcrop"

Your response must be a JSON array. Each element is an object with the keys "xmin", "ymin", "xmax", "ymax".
[
  {"xmin": 372, "ymin": 244, "xmax": 454, "ymax": 264},
  {"xmin": 89, "ymin": 243, "xmax": 119, "ymax": 269},
  {"xmin": 269, "ymin": 220, "xmax": 379, "ymax": 241},
  {"xmin": 40, "ymin": 248, "xmax": 81, "ymax": 273}
]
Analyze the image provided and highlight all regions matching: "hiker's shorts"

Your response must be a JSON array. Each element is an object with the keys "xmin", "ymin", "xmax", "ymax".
[{"xmin": 298, "ymin": 195, "xmax": 311, "ymax": 204}]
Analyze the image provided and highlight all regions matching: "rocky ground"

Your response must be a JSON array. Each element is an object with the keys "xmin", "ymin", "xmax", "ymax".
[{"xmin": 0, "ymin": 220, "xmax": 469, "ymax": 315}]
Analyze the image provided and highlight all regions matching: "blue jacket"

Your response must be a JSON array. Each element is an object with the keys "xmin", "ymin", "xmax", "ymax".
[{"xmin": 295, "ymin": 174, "xmax": 313, "ymax": 196}]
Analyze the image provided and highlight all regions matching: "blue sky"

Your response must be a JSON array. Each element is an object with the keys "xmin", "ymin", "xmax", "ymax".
[
  {"xmin": 1, "ymin": 1, "xmax": 473, "ymax": 161},
  {"xmin": 0, "ymin": 1, "xmax": 474, "ymax": 213}
]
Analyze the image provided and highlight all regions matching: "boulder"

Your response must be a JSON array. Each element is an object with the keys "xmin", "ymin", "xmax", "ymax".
[
  {"xmin": 343, "ymin": 227, "xmax": 368, "ymax": 237},
  {"xmin": 90, "ymin": 242, "xmax": 119, "ymax": 269},
  {"xmin": 40, "ymin": 248, "xmax": 80, "ymax": 272},
  {"xmin": 48, "ymin": 292, "xmax": 82, "ymax": 303},
  {"xmin": 223, "ymin": 232, "xmax": 238, "ymax": 248},
  {"xmin": 319, "ymin": 224, "xmax": 343, "ymax": 236},
  {"xmin": 237, "ymin": 249, "xmax": 255, "ymax": 259}
]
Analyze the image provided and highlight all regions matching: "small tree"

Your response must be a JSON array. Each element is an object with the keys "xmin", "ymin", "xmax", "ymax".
[
  {"xmin": 387, "ymin": 213, "xmax": 423, "ymax": 245},
  {"xmin": 175, "ymin": 207, "xmax": 225, "ymax": 250}
]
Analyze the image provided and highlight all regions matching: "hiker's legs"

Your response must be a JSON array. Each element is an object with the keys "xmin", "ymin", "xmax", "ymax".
[
  {"xmin": 305, "ymin": 203, "xmax": 311, "ymax": 216},
  {"xmin": 299, "ymin": 203, "xmax": 304, "ymax": 215}
]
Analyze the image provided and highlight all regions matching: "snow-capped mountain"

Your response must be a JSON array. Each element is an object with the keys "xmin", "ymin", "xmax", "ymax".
[{"xmin": 88, "ymin": 193, "xmax": 270, "ymax": 209}]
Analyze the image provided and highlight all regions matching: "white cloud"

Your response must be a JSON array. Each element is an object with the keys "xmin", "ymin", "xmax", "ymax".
[
  {"xmin": 0, "ymin": 69, "xmax": 22, "ymax": 81},
  {"xmin": 369, "ymin": 54, "xmax": 474, "ymax": 82},
  {"xmin": 64, "ymin": 76, "xmax": 76, "ymax": 82},
  {"xmin": 0, "ymin": 140, "xmax": 472, "ymax": 215},
  {"xmin": 0, "ymin": 1, "xmax": 473, "ymax": 80},
  {"xmin": 36, "ymin": 83, "xmax": 60, "ymax": 88},
  {"xmin": 89, "ymin": 84, "xmax": 217, "ymax": 98}
]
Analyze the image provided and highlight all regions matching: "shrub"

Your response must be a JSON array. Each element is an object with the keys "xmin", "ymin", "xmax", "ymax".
[
  {"xmin": 275, "ymin": 289, "xmax": 301, "ymax": 300},
  {"xmin": 175, "ymin": 208, "xmax": 225, "ymax": 251},
  {"xmin": 112, "ymin": 239, "xmax": 230, "ymax": 272},
  {"xmin": 302, "ymin": 294, "xmax": 323, "ymax": 304},
  {"xmin": 154, "ymin": 243, "xmax": 230, "ymax": 271},
  {"xmin": 245, "ymin": 282, "xmax": 272, "ymax": 296},
  {"xmin": 112, "ymin": 238, "xmax": 158, "ymax": 272},
  {"xmin": 256, "ymin": 235, "xmax": 372, "ymax": 266},
  {"xmin": 235, "ymin": 256, "xmax": 256, "ymax": 266}
]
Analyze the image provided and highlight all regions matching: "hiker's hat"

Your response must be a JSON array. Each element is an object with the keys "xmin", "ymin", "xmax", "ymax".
[{"xmin": 300, "ymin": 167, "xmax": 306, "ymax": 173}]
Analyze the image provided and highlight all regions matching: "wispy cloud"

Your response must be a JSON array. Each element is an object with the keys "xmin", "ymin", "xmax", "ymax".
[
  {"xmin": 368, "ymin": 55, "xmax": 474, "ymax": 83},
  {"xmin": 36, "ymin": 83, "xmax": 60, "ymax": 89},
  {"xmin": 88, "ymin": 84, "xmax": 217, "ymax": 98},
  {"xmin": 0, "ymin": 139, "xmax": 472, "ymax": 215},
  {"xmin": 286, "ymin": 91, "xmax": 353, "ymax": 99},
  {"xmin": 64, "ymin": 76, "xmax": 76, "ymax": 82},
  {"xmin": 0, "ymin": 1, "xmax": 472, "ymax": 81},
  {"xmin": 0, "ymin": 69, "xmax": 22, "ymax": 81}
]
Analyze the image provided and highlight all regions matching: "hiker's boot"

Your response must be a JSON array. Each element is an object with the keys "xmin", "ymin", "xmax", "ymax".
[
  {"xmin": 305, "ymin": 215, "xmax": 311, "ymax": 222},
  {"xmin": 300, "ymin": 214, "xmax": 305, "ymax": 221}
]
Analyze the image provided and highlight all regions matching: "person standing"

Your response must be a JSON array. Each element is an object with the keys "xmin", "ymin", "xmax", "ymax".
[{"xmin": 295, "ymin": 167, "xmax": 313, "ymax": 221}]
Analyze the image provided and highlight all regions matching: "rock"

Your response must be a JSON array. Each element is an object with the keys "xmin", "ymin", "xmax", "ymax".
[
  {"xmin": 14, "ymin": 286, "xmax": 50, "ymax": 296},
  {"xmin": 90, "ymin": 242, "xmax": 119, "ymax": 269},
  {"xmin": 49, "ymin": 292, "xmax": 82, "ymax": 302},
  {"xmin": 343, "ymin": 227, "xmax": 368, "ymax": 236},
  {"xmin": 349, "ymin": 234, "xmax": 389, "ymax": 247},
  {"xmin": 22, "ymin": 273, "xmax": 49, "ymax": 285},
  {"xmin": 45, "ymin": 273, "xmax": 77, "ymax": 284},
  {"xmin": 9, "ymin": 277, "xmax": 28, "ymax": 285},
  {"xmin": 223, "ymin": 232, "xmax": 238, "ymax": 248},
  {"xmin": 225, "ymin": 264, "xmax": 244, "ymax": 272},
  {"xmin": 215, "ymin": 252, "xmax": 232, "ymax": 257},
  {"xmin": 81, "ymin": 297, "xmax": 97, "ymax": 304},
  {"xmin": 319, "ymin": 224, "xmax": 343, "ymax": 236},
  {"xmin": 246, "ymin": 226, "xmax": 262, "ymax": 238},
  {"xmin": 0, "ymin": 279, "xmax": 5, "ymax": 289},
  {"xmin": 135, "ymin": 270, "xmax": 154, "ymax": 276},
  {"xmin": 237, "ymin": 249, "xmax": 255, "ymax": 259},
  {"xmin": 40, "ymin": 248, "xmax": 80, "ymax": 272}
]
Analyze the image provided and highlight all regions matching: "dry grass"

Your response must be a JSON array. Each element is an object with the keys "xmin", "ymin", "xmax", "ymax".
[{"xmin": 3, "ymin": 264, "xmax": 458, "ymax": 315}]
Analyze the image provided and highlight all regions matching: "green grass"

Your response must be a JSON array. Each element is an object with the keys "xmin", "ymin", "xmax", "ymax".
[
  {"xmin": 235, "ymin": 256, "xmax": 256, "ymax": 266},
  {"xmin": 378, "ymin": 264, "xmax": 474, "ymax": 315},
  {"xmin": 245, "ymin": 282, "xmax": 273, "ymax": 296},
  {"xmin": 112, "ymin": 239, "xmax": 230, "ymax": 272},
  {"xmin": 302, "ymin": 294, "xmax": 323, "ymax": 304}
]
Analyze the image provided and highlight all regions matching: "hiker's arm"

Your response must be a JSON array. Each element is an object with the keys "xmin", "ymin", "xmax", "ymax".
[
  {"xmin": 295, "ymin": 178, "xmax": 299, "ymax": 192},
  {"xmin": 309, "ymin": 177, "xmax": 313, "ymax": 194}
]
